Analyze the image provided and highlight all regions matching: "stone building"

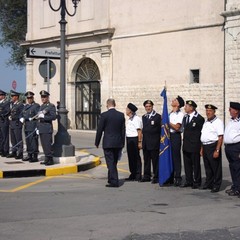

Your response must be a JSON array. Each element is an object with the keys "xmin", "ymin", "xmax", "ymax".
[{"xmin": 24, "ymin": 0, "xmax": 239, "ymax": 130}]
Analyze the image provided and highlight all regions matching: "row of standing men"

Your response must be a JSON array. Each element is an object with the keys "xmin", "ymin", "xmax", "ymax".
[
  {"xmin": 95, "ymin": 97, "xmax": 240, "ymax": 198},
  {"xmin": 0, "ymin": 89, "xmax": 57, "ymax": 166}
]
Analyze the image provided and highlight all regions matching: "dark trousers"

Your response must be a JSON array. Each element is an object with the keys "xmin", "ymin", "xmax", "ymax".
[
  {"xmin": 183, "ymin": 151, "xmax": 201, "ymax": 186},
  {"xmin": 225, "ymin": 143, "xmax": 240, "ymax": 191},
  {"xmin": 10, "ymin": 128, "xmax": 23, "ymax": 155},
  {"xmin": 0, "ymin": 125, "xmax": 9, "ymax": 154},
  {"xmin": 104, "ymin": 148, "xmax": 121, "ymax": 185},
  {"xmin": 40, "ymin": 133, "xmax": 53, "ymax": 157},
  {"xmin": 25, "ymin": 130, "xmax": 39, "ymax": 155},
  {"xmin": 126, "ymin": 137, "xmax": 142, "ymax": 180},
  {"xmin": 170, "ymin": 132, "xmax": 182, "ymax": 181},
  {"xmin": 203, "ymin": 142, "xmax": 222, "ymax": 189},
  {"xmin": 143, "ymin": 149, "xmax": 159, "ymax": 180}
]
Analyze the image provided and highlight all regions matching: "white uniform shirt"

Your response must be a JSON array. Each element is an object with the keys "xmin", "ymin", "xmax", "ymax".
[
  {"xmin": 224, "ymin": 118, "xmax": 240, "ymax": 144},
  {"xmin": 126, "ymin": 114, "xmax": 142, "ymax": 137},
  {"xmin": 201, "ymin": 117, "xmax": 224, "ymax": 144},
  {"xmin": 169, "ymin": 110, "xmax": 184, "ymax": 133}
]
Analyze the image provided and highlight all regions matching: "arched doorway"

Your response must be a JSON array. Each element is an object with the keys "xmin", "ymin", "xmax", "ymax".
[{"xmin": 75, "ymin": 58, "xmax": 101, "ymax": 130}]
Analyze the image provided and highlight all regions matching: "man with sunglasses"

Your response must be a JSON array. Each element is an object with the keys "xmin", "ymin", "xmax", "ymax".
[
  {"xmin": 37, "ymin": 90, "xmax": 57, "ymax": 166},
  {"xmin": 20, "ymin": 91, "xmax": 40, "ymax": 162}
]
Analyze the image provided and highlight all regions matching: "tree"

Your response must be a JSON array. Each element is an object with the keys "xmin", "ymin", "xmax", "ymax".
[{"xmin": 0, "ymin": 0, "xmax": 27, "ymax": 69}]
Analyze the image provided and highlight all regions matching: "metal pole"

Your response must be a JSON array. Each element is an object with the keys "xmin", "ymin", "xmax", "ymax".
[
  {"xmin": 49, "ymin": 0, "xmax": 80, "ymax": 157},
  {"xmin": 47, "ymin": 58, "xmax": 50, "ymax": 93}
]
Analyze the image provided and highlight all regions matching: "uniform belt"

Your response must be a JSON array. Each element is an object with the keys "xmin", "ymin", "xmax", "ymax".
[
  {"xmin": 202, "ymin": 141, "xmax": 217, "ymax": 145},
  {"xmin": 25, "ymin": 119, "xmax": 37, "ymax": 122},
  {"xmin": 225, "ymin": 142, "xmax": 240, "ymax": 146},
  {"xmin": 38, "ymin": 119, "xmax": 51, "ymax": 123},
  {"xmin": 170, "ymin": 132, "xmax": 181, "ymax": 134}
]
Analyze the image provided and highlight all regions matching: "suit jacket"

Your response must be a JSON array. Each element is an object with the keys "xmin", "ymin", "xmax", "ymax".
[
  {"xmin": 142, "ymin": 112, "xmax": 161, "ymax": 150},
  {"xmin": 37, "ymin": 102, "xmax": 56, "ymax": 134},
  {"xmin": 182, "ymin": 111, "xmax": 204, "ymax": 152},
  {"xmin": 20, "ymin": 102, "xmax": 40, "ymax": 131},
  {"xmin": 0, "ymin": 99, "xmax": 10, "ymax": 127},
  {"xmin": 9, "ymin": 101, "xmax": 24, "ymax": 129},
  {"xmin": 95, "ymin": 108, "xmax": 125, "ymax": 149}
]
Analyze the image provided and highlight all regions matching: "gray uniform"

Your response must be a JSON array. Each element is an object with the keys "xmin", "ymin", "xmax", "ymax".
[
  {"xmin": 20, "ymin": 102, "xmax": 40, "ymax": 160},
  {"xmin": 9, "ymin": 101, "xmax": 24, "ymax": 157},
  {"xmin": 37, "ymin": 102, "xmax": 56, "ymax": 159},
  {"xmin": 0, "ymin": 99, "xmax": 10, "ymax": 156}
]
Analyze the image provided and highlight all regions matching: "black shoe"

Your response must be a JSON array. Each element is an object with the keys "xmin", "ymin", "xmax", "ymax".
[
  {"xmin": 151, "ymin": 179, "xmax": 158, "ymax": 184},
  {"xmin": 6, "ymin": 153, "xmax": 17, "ymax": 158},
  {"xmin": 174, "ymin": 179, "xmax": 182, "ymax": 187},
  {"xmin": 228, "ymin": 190, "xmax": 240, "ymax": 196},
  {"xmin": 105, "ymin": 184, "xmax": 119, "ymax": 188},
  {"xmin": 29, "ymin": 159, "xmax": 38, "ymax": 163},
  {"xmin": 200, "ymin": 184, "xmax": 212, "ymax": 190},
  {"xmin": 139, "ymin": 178, "xmax": 151, "ymax": 182},
  {"xmin": 45, "ymin": 160, "xmax": 54, "ymax": 166},
  {"xmin": 1, "ymin": 152, "xmax": 9, "ymax": 157},
  {"xmin": 180, "ymin": 182, "xmax": 193, "ymax": 188},
  {"xmin": 22, "ymin": 155, "xmax": 31, "ymax": 161},
  {"xmin": 225, "ymin": 188, "xmax": 233, "ymax": 194},
  {"xmin": 192, "ymin": 184, "xmax": 201, "ymax": 189},
  {"xmin": 125, "ymin": 177, "xmax": 135, "ymax": 182},
  {"xmin": 15, "ymin": 154, "xmax": 23, "ymax": 159},
  {"xmin": 211, "ymin": 187, "xmax": 220, "ymax": 193}
]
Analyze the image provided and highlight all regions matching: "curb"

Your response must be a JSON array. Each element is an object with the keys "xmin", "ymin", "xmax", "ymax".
[{"xmin": 0, "ymin": 156, "xmax": 101, "ymax": 179}]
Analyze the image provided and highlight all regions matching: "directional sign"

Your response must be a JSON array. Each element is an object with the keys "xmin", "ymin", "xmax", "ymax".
[{"xmin": 27, "ymin": 47, "xmax": 61, "ymax": 59}]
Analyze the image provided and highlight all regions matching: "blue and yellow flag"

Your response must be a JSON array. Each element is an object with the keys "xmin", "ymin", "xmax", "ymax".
[{"xmin": 159, "ymin": 88, "xmax": 173, "ymax": 186}]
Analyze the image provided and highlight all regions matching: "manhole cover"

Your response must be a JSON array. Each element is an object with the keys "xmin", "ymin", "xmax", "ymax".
[{"xmin": 4, "ymin": 161, "xmax": 24, "ymax": 164}]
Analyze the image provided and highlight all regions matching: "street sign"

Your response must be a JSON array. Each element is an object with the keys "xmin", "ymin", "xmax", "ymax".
[
  {"xmin": 39, "ymin": 60, "xmax": 56, "ymax": 80},
  {"xmin": 12, "ymin": 80, "xmax": 17, "ymax": 90},
  {"xmin": 27, "ymin": 47, "xmax": 61, "ymax": 59}
]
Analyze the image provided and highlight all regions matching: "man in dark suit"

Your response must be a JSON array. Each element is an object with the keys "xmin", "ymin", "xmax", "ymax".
[
  {"xmin": 181, "ymin": 100, "xmax": 204, "ymax": 189},
  {"xmin": 20, "ymin": 91, "xmax": 40, "ymax": 162},
  {"xmin": 0, "ymin": 90, "xmax": 10, "ymax": 157},
  {"xmin": 37, "ymin": 90, "xmax": 57, "ymax": 166},
  {"xmin": 95, "ymin": 98, "xmax": 125, "ymax": 188},
  {"xmin": 7, "ymin": 90, "xmax": 24, "ymax": 159},
  {"xmin": 141, "ymin": 100, "xmax": 161, "ymax": 184}
]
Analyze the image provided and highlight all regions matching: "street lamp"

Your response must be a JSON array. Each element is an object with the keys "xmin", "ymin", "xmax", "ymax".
[{"xmin": 49, "ymin": 0, "xmax": 80, "ymax": 157}]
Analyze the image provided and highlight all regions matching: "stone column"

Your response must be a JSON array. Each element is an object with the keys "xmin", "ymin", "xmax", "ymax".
[{"xmin": 221, "ymin": 1, "xmax": 240, "ymax": 122}]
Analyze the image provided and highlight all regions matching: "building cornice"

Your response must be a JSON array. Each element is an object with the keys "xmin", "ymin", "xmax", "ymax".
[
  {"xmin": 22, "ymin": 28, "xmax": 115, "ymax": 47},
  {"xmin": 220, "ymin": 9, "xmax": 240, "ymax": 18}
]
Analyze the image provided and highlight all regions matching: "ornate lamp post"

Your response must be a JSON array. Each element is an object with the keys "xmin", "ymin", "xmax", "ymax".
[{"xmin": 49, "ymin": 0, "xmax": 80, "ymax": 157}]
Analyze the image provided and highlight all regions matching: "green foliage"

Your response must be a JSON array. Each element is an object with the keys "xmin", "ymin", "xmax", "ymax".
[{"xmin": 0, "ymin": 0, "xmax": 27, "ymax": 69}]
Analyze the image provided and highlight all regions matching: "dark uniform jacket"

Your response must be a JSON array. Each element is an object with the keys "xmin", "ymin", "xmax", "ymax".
[
  {"xmin": 9, "ymin": 101, "xmax": 24, "ymax": 129},
  {"xmin": 142, "ymin": 111, "xmax": 161, "ymax": 150},
  {"xmin": 37, "ymin": 102, "xmax": 56, "ymax": 134},
  {"xmin": 20, "ymin": 102, "xmax": 40, "ymax": 132},
  {"xmin": 182, "ymin": 111, "xmax": 204, "ymax": 152},
  {"xmin": 0, "ymin": 99, "xmax": 10, "ymax": 127},
  {"xmin": 95, "ymin": 108, "xmax": 125, "ymax": 149}
]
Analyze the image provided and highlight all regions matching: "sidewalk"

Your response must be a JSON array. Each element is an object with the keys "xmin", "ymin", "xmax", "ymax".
[{"xmin": 0, "ymin": 130, "xmax": 101, "ymax": 178}]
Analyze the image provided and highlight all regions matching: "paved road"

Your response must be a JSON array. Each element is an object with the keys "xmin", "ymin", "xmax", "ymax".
[{"xmin": 0, "ymin": 131, "xmax": 240, "ymax": 240}]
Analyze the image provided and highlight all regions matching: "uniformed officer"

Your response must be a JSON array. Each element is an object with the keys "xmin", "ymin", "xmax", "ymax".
[
  {"xmin": 200, "ymin": 104, "xmax": 224, "ymax": 193},
  {"xmin": 181, "ymin": 100, "xmax": 204, "ymax": 189},
  {"xmin": 37, "ymin": 90, "xmax": 57, "ymax": 166},
  {"xmin": 125, "ymin": 103, "xmax": 143, "ymax": 181},
  {"xmin": 7, "ymin": 90, "xmax": 24, "ymax": 159},
  {"xmin": 20, "ymin": 91, "xmax": 40, "ymax": 162},
  {"xmin": 0, "ymin": 90, "xmax": 10, "ymax": 157},
  {"xmin": 169, "ymin": 95, "xmax": 185, "ymax": 186},
  {"xmin": 224, "ymin": 102, "xmax": 240, "ymax": 197},
  {"xmin": 141, "ymin": 100, "xmax": 161, "ymax": 184}
]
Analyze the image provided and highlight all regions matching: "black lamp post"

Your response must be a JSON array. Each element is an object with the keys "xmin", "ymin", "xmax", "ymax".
[{"xmin": 49, "ymin": 0, "xmax": 80, "ymax": 157}]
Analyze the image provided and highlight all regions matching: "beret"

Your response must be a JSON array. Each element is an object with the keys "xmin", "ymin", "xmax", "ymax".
[
  {"xmin": 143, "ymin": 100, "xmax": 154, "ymax": 106},
  {"xmin": 205, "ymin": 104, "xmax": 217, "ymax": 110},
  {"xmin": 176, "ymin": 96, "xmax": 184, "ymax": 108},
  {"xmin": 186, "ymin": 100, "xmax": 197, "ymax": 108},
  {"xmin": 127, "ymin": 103, "xmax": 138, "ymax": 112}
]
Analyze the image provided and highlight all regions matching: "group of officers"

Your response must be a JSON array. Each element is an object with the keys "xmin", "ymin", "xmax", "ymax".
[
  {"xmin": 0, "ymin": 89, "xmax": 56, "ymax": 166},
  {"xmin": 95, "ymin": 96, "xmax": 240, "ymax": 198}
]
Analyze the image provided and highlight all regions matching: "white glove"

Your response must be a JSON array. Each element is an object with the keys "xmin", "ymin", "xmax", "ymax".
[
  {"xmin": 20, "ymin": 118, "xmax": 25, "ymax": 123},
  {"xmin": 8, "ymin": 116, "xmax": 12, "ymax": 121},
  {"xmin": 29, "ymin": 118, "xmax": 32, "ymax": 121},
  {"xmin": 38, "ymin": 113, "xmax": 44, "ymax": 119},
  {"xmin": 36, "ymin": 130, "xmax": 39, "ymax": 135}
]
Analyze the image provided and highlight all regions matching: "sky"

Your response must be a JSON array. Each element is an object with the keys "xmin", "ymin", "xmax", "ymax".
[{"xmin": 0, "ymin": 46, "xmax": 26, "ymax": 93}]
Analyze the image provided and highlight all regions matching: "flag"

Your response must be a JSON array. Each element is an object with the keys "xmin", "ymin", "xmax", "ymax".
[{"xmin": 159, "ymin": 88, "xmax": 173, "ymax": 186}]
